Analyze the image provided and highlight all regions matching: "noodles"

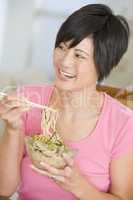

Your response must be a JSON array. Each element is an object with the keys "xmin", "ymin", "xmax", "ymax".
[
  {"xmin": 41, "ymin": 107, "xmax": 59, "ymax": 136},
  {"xmin": 25, "ymin": 105, "xmax": 77, "ymax": 169}
]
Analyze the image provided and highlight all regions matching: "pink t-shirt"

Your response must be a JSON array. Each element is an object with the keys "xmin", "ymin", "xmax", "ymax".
[{"xmin": 18, "ymin": 84, "xmax": 133, "ymax": 200}]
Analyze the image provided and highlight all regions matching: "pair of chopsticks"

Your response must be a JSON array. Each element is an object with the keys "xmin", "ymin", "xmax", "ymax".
[{"xmin": 0, "ymin": 91, "xmax": 57, "ymax": 112}]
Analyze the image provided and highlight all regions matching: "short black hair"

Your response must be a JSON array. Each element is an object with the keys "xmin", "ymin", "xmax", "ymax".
[{"xmin": 55, "ymin": 4, "xmax": 130, "ymax": 82}]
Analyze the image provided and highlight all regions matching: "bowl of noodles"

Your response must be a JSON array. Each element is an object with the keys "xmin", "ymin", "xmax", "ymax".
[{"xmin": 25, "ymin": 106, "xmax": 76, "ymax": 169}]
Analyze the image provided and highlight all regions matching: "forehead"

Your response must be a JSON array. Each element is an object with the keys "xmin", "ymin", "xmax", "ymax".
[
  {"xmin": 64, "ymin": 37, "xmax": 94, "ymax": 53},
  {"xmin": 76, "ymin": 37, "xmax": 93, "ymax": 51}
]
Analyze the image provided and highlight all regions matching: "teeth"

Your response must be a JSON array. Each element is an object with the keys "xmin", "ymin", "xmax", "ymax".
[{"xmin": 60, "ymin": 70, "xmax": 76, "ymax": 78}]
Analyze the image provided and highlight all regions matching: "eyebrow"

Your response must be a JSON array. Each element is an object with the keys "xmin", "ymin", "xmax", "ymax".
[{"xmin": 75, "ymin": 49, "xmax": 90, "ymax": 57}]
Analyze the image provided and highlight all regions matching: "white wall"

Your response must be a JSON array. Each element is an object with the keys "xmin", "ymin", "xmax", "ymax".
[
  {"xmin": 1, "ymin": 0, "xmax": 34, "ymax": 72},
  {"xmin": 0, "ymin": 0, "xmax": 37, "ymax": 88},
  {"xmin": 0, "ymin": 0, "xmax": 7, "ymax": 64}
]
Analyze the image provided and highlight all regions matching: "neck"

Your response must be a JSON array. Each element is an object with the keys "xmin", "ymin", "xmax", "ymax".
[{"xmin": 54, "ymin": 85, "xmax": 101, "ymax": 115}]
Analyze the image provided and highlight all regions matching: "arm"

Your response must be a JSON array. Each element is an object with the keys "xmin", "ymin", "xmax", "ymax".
[
  {"xmin": 77, "ymin": 116, "xmax": 133, "ymax": 200},
  {"xmin": 77, "ymin": 150, "xmax": 133, "ymax": 200},
  {"xmin": 0, "ymin": 127, "xmax": 24, "ymax": 197},
  {"xmin": 31, "ymin": 150, "xmax": 133, "ymax": 200},
  {"xmin": 0, "ymin": 93, "xmax": 28, "ymax": 197}
]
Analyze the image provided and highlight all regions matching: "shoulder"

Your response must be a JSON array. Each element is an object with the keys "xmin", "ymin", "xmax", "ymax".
[
  {"xmin": 103, "ymin": 93, "xmax": 133, "ymax": 159},
  {"xmin": 18, "ymin": 83, "xmax": 54, "ymax": 104},
  {"xmin": 19, "ymin": 83, "xmax": 54, "ymax": 94},
  {"xmin": 104, "ymin": 92, "xmax": 133, "ymax": 123}
]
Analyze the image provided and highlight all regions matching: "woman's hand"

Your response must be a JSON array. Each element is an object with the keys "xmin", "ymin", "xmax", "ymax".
[
  {"xmin": 0, "ymin": 92, "xmax": 29, "ymax": 132},
  {"xmin": 30, "ymin": 153, "xmax": 89, "ymax": 198}
]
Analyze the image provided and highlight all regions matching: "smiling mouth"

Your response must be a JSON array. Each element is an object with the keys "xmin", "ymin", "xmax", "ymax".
[{"xmin": 59, "ymin": 69, "xmax": 76, "ymax": 79}]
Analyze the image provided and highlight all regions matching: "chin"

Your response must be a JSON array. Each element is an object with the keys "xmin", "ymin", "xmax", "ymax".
[
  {"xmin": 54, "ymin": 79, "xmax": 84, "ymax": 92},
  {"xmin": 54, "ymin": 80, "xmax": 74, "ymax": 91}
]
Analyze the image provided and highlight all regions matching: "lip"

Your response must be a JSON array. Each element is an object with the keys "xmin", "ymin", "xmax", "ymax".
[
  {"xmin": 60, "ymin": 70, "xmax": 75, "ymax": 78},
  {"xmin": 57, "ymin": 68, "xmax": 76, "ymax": 81}
]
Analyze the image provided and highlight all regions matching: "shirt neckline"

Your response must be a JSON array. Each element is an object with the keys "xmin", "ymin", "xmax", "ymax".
[{"xmin": 46, "ymin": 84, "xmax": 108, "ymax": 144}]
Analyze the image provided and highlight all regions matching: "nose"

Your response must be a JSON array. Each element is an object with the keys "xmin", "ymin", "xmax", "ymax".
[{"xmin": 61, "ymin": 50, "xmax": 74, "ymax": 70}]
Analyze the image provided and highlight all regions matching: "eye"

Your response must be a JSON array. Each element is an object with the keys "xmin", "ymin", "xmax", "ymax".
[
  {"xmin": 58, "ymin": 44, "xmax": 66, "ymax": 51},
  {"xmin": 75, "ymin": 53, "xmax": 85, "ymax": 59}
]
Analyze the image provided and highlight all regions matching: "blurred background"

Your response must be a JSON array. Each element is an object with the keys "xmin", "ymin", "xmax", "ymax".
[{"xmin": 0, "ymin": 0, "xmax": 133, "ymax": 90}]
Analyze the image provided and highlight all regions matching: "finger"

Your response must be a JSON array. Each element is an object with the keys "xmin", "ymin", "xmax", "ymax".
[
  {"xmin": 51, "ymin": 175, "xmax": 66, "ymax": 183},
  {"xmin": 0, "ymin": 93, "xmax": 29, "ymax": 108},
  {"xmin": 1, "ymin": 93, "xmax": 19, "ymax": 102},
  {"xmin": 30, "ymin": 164, "xmax": 66, "ymax": 184},
  {"xmin": 6, "ymin": 97, "xmax": 30, "ymax": 108},
  {"xmin": 6, "ymin": 91, "xmax": 28, "ymax": 102},
  {"xmin": 3, "ymin": 89, "xmax": 22, "ymax": 98},
  {"xmin": 40, "ymin": 162, "xmax": 66, "ymax": 176},
  {"xmin": 0, "ymin": 101, "xmax": 26, "ymax": 112},
  {"xmin": 0, "ymin": 91, "xmax": 18, "ymax": 102},
  {"xmin": 64, "ymin": 166, "xmax": 73, "ymax": 178},
  {"xmin": 0, "ymin": 95, "xmax": 6, "ymax": 101},
  {"xmin": 1, "ymin": 107, "xmax": 29, "ymax": 125},
  {"xmin": 40, "ymin": 162, "xmax": 73, "ymax": 178},
  {"xmin": 62, "ymin": 153, "xmax": 74, "ymax": 167},
  {"xmin": 0, "ymin": 99, "xmax": 30, "ymax": 116},
  {"xmin": 68, "ymin": 148, "xmax": 78, "ymax": 158},
  {"xmin": 7, "ymin": 97, "xmax": 28, "ymax": 107},
  {"xmin": 30, "ymin": 164, "xmax": 53, "ymax": 178}
]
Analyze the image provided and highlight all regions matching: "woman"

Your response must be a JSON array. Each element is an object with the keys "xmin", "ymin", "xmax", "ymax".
[{"xmin": 0, "ymin": 4, "xmax": 133, "ymax": 200}]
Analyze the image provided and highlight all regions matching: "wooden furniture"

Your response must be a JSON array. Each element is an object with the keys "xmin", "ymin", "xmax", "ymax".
[
  {"xmin": 97, "ymin": 84, "xmax": 133, "ymax": 109},
  {"xmin": 0, "ymin": 196, "xmax": 10, "ymax": 200}
]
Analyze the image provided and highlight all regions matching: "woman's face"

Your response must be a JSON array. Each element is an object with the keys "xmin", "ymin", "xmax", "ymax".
[{"xmin": 53, "ymin": 37, "xmax": 98, "ymax": 91}]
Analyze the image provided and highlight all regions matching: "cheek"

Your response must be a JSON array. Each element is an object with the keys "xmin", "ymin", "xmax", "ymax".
[
  {"xmin": 53, "ymin": 54, "xmax": 61, "ymax": 69},
  {"xmin": 78, "ymin": 62, "xmax": 97, "ymax": 80},
  {"xmin": 77, "ymin": 63, "xmax": 90, "ymax": 76}
]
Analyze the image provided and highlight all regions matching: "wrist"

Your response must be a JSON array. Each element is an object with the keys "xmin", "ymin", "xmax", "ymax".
[
  {"xmin": 5, "ymin": 125, "xmax": 23, "ymax": 137},
  {"xmin": 5, "ymin": 120, "xmax": 23, "ymax": 132}
]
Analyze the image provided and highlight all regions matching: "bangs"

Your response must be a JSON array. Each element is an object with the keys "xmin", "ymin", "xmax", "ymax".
[
  {"xmin": 55, "ymin": 12, "xmax": 108, "ymax": 49},
  {"xmin": 55, "ymin": 22, "xmax": 90, "ymax": 48}
]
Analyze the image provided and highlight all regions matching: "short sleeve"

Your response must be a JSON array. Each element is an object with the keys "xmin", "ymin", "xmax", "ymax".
[{"xmin": 111, "ymin": 116, "xmax": 133, "ymax": 159}]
